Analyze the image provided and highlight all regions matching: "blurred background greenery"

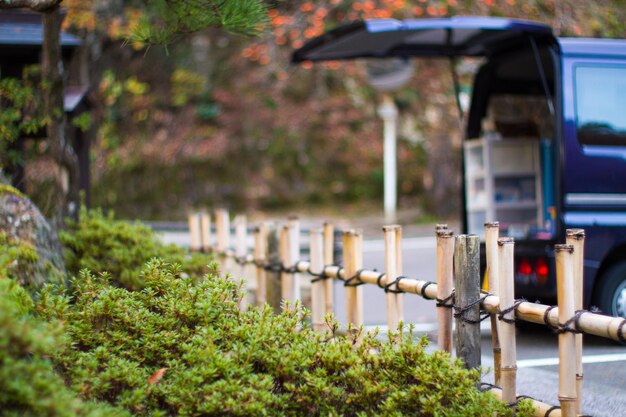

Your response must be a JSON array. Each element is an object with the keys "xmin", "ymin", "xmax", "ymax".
[{"xmin": 3, "ymin": 0, "xmax": 625, "ymax": 221}]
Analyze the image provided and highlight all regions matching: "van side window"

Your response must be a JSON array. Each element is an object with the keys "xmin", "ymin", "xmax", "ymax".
[{"xmin": 575, "ymin": 65, "xmax": 626, "ymax": 147}]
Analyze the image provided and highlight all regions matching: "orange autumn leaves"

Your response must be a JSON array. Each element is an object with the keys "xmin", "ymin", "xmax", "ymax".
[{"xmin": 240, "ymin": 0, "xmax": 460, "ymax": 68}]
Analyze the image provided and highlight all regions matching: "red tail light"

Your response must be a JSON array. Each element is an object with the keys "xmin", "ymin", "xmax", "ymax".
[
  {"xmin": 535, "ymin": 257, "xmax": 549, "ymax": 285},
  {"xmin": 518, "ymin": 258, "xmax": 532, "ymax": 276}
]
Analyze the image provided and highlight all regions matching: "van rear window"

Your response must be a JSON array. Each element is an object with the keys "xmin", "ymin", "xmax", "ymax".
[{"xmin": 575, "ymin": 65, "xmax": 626, "ymax": 147}]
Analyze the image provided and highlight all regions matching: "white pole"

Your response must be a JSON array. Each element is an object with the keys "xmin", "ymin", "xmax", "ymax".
[{"xmin": 378, "ymin": 93, "xmax": 398, "ymax": 222}]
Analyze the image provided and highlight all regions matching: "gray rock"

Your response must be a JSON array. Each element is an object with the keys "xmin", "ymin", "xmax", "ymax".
[{"xmin": 0, "ymin": 185, "xmax": 66, "ymax": 291}]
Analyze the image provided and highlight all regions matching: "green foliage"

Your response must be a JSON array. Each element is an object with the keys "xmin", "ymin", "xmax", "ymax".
[
  {"xmin": 129, "ymin": 0, "xmax": 269, "ymax": 45},
  {"xmin": 171, "ymin": 68, "xmax": 206, "ymax": 107},
  {"xmin": 0, "ymin": 66, "xmax": 45, "ymax": 144},
  {"xmin": 0, "ymin": 278, "xmax": 129, "ymax": 417},
  {"xmin": 72, "ymin": 112, "xmax": 93, "ymax": 132},
  {"xmin": 60, "ymin": 206, "xmax": 211, "ymax": 289},
  {"xmin": 37, "ymin": 259, "xmax": 531, "ymax": 417}
]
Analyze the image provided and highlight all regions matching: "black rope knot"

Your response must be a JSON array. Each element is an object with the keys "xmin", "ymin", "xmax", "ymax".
[
  {"xmin": 420, "ymin": 281, "xmax": 436, "ymax": 300},
  {"xmin": 543, "ymin": 306, "xmax": 583, "ymax": 334},
  {"xmin": 436, "ymin": 290, "xmax": 455, "ymax": 309},
  {"xmin": 263, "ymin": 262, "xmax": 283, "ymax": 273},
  {"xmin": 308, "ymin": 266, "xmax": 328, "ymax": 283},
  {"xmin": 497, "ymin": 298, "xmax": 526, "ymax": 324},
  {"xmin": 453, "ymin": 293, "xmax": 491, "ymax": 324},
  {"xmin": 618, "ymin": 319, "xmax": 626, "ymax": 344},
  {"xmin": 376, "ymin": 272, "xmax": 386, "ymax": 289},
  {"xmin": 384, "ymin": 275, "xmax": 406, "ymax": 293},
  {"xmin": 344, "ymin": 269, "xmax": 366, "ymax": 287},
  {"xmin": 544, "ymin": 405, "xmax": 561, "ymax": 417},
  {"xmin": 282, "ymin": 264, "xmax": 299, "ymax": 274}
]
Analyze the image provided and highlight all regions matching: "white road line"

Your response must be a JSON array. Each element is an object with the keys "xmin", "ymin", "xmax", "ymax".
[
  {"xmin": 516, "ymin": 353, "xmax": 626, "ymax": 368},
  {"xmin": 362, "ymin": 237, "xmax": 435, "ymax": 252},
  {"xmin": 364, "ymin": 321, "xmax": 492, "ymax": 334}
]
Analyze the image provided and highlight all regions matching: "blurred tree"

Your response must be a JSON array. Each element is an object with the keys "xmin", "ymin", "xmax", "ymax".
[{"xmin": 0, "ymin": 0, "xmax": 268, "ymax": 225}]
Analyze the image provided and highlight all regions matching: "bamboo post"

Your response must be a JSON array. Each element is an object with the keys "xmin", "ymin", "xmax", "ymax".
[
  {"xmin": 566, "ymin": 228, "xmax": 585, "ymax": 416},
  {"xmin": 214, "ymin": 209, "xmax": 230, "ymax": 253},
  {"xmin": 235, "ymin": 214, "xmax": 247, "ymax": 266},
  {"xmin": 322, "ymin": 222, "xmax": 335, "ymax": 315},
  {"xmin": 383, "ymin": 225, "xmax": 400, "ymax": 331},
  {"xmin": 279, "ymin": 226, "xmax": 291, "ymax": 305},
  {"xmin": 253, "ymin": 224, "xmax": 267, "ymax": 306},
  {"xmin": 436, "ymin": 228, "xmax": 455, "ymax": 354},
  {"xmin": 200, "ymin": 212, "xmax": 212, "ymax": 253},
  {"xmin": 485, "ymin": 222, "xmax": 502, "ymax": 386},
  {"xmin": 234, "ymin": 214, "xmax": 248, "ymax": 309},
  {"xmin": 288, "ymin": 217, "xmax": 301, "ymax": 303},
  {"xmin": 453, "ymin": 234, "xmax": 481, "ymax": 370},
  {"xmin": 214, "ymin": 208, "xmax": 231, "ymax": 274},
  {"xmin": 310, "ymin": 228, "xmax": 325, "ymax": 332},
  {"xmin": 343, "ymin": 230, "xmax": 364, "ymax": 330},
  {"xmin": 556, "ymin": 244, "xmax": 577, "ymax": 417},
  {"xmin": 188, "ymin": 212, "xmax": 201, "ymax": 252},
  {"xmin": 497, "ymin": 237, "xmax": 517, "ymax": 404},
  {"xmin": 395, "ymin": 226, "xmax": 404, "ymax": 324},
  {"xmin": 264, "ymin": 224, "xmax": 281, "ymax": 313}
]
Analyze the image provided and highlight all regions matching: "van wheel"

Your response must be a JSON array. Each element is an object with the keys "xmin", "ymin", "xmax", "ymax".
[{"xmin": 593, "ymin": 262, "xmax": 626, "ymax": 318}]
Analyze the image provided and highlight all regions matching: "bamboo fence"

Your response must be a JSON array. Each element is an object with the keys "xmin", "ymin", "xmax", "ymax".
[{"xmin": 187, "ymin": 210, "xmax": 626, "ymax": 417}]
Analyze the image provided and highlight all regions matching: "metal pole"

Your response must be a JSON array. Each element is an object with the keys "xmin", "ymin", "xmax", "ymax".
[{"xmin": 378, "ymin": 93, "xmax": 398, "ymax": 222}]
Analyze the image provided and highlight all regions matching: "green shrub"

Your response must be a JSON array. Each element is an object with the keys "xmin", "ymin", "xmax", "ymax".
[
  {"xmin": 0, "ymin": 278, "xmax": 129, "ymax": 417},
  {"xmin": 60, "ymin": 206, "xmax": 211, "ymax": 289},
  {"xmin": 38, "ymin": 260, "xmax": 532, "ymax": 417}
]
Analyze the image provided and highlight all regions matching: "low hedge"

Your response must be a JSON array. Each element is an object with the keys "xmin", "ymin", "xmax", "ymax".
[{"xmin": 60, "ymin": 206, "xmax": 210, "ymax": 290}]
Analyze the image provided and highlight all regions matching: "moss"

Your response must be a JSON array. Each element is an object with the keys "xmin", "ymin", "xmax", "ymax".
[{"xmin": 0, "ymin": 183, "xmax": 26, "ymax": 199}]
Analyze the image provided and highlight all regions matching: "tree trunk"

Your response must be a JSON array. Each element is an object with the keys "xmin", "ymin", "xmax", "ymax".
[{"xmin": 42, "ymin": 7, "xmax": 79, "ymax": 226}]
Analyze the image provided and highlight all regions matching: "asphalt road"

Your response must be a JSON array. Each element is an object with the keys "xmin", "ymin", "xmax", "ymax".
[{"xmin": 160, "ymin": 231, "xmax": 626, "ymax": 416}]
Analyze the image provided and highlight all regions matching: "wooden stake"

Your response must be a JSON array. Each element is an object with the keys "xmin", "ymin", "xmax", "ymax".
[
  {"xmin": 253, "ymin": 224, "xmax": 267, "ymax": 305},
  {"xmin": 497, "ymin": 237, "xmax": 516, "ymax": 404},
  {"xmin": 453, "ymin": 234, "xmax": 481, "ymax": 370},
  {"xmin": 310, "ymin": 228, "xmax": 325, "ymax": 332},
  {"xmin": 383, "ymin": 225, "xmax": 400, "ymax": 331},
  {"xmin": 343, "ymin": 230, "xmax": 363, "ymax": 330},
  {"xmin": 566, "ymin": 228, "xmax": 585, "ymax": 416},
  {"xmin": 322, "ymin": 222, "xmax": 335, "ymax": 315},
  {"xmin": 200, "ymin": 212, "xmax": 212, "ymax": 252},
  {"xmin": 188, "ymin": 212, "xmax": 201, "ymax": 252},
  {"xmin": 485, "ymin": 222, "xmax": 502, "ymax": 386},
  {"xmin": 436, "ymin": 228, "xmax": 455, "ymax": 354},
  {"xmin": 556, "ymin": 244, "xmax": 577, "ymax": 417},
  {"xmin": 264, "ymin": 224, "xmax": 281, "ymax": 313}
]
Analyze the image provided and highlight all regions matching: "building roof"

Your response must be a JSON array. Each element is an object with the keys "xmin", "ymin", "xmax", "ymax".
[{"xmin": 0, "ymin": 10, "xmax": 81, "ymax": 47}]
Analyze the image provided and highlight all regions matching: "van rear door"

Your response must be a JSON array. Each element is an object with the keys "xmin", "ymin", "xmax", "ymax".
[{"xmin": 292, "ymin": 17, "xmax": 555, "ymax": 63}]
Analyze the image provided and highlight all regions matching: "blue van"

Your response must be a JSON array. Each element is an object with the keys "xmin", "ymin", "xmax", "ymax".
[{"xmin": 293, "ymin": 17, "xmax": 626, "ymax": 318}]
